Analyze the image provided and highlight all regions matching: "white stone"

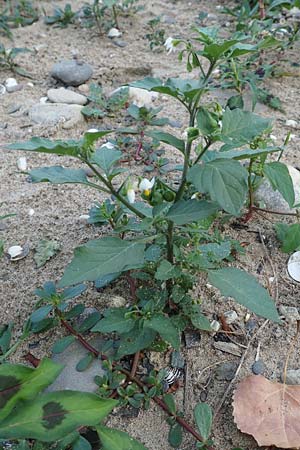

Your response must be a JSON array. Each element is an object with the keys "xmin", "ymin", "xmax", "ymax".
[
  {"xmin": 39, "ymin": 97, "xmax": 48, "ymax": 104},
  {"xmin": 279, "ymin": 305, "xmax": 300, "ymax": 321},
  {"xmin": 29, "ymin": 103, "xmax": 84, "ymax": 129},
  {"xmin": 17, "ymin": 157, "xmax": 27, "ymax": 171},
  {"xmin": 223, "ymin": 310, "xmax": 238, "ymax": 324},
  {"xmin": 108, "ymin": 27, "xmax": 122, "ymax": 38},
  {"xmin": 110, "ymin": 86, "xmax": 157, "ymax": 108},
  {"xmin": 285, "ymin": 119, "xmax": 298, "ymax": 128},
  {"xmin": 0, "ymin": 84, "xmax": 6, "ymax": 95},
  {"xmin": 5, "ymin": 78, "xmax": 19, "ymax": 93},
  {"xmin": 79, "ymin": 214, "xmax": 90, "ymax": 221},
  {"xmin": 28, "ymin": 208, "xmax": 35, "ymax": 216},
  {"xmin": 8, "ymin": 245, "xmax": 23, "ymax": 258},
  {"xmin": 47, "ymin": 87, "xmax": 88, "ymax": 105},
  {"xmin": 287, "ymin": 251, "xmax": 300, "ymax": 283},
  {"xmin": 27, "ymin": 82, "xmax": 34, "ymax": 87},
  {"xmin": 210, "ymin": 320, "xmax": 221, "ymax": 332}
]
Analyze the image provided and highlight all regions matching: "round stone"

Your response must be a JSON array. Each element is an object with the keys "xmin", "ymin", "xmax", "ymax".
[{"xmin": 50, "ymin": 60, "xmax": 93, "ymax": 86}]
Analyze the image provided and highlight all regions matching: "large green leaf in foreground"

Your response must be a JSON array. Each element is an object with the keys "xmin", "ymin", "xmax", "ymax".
[
  {"xmin": 59, "ymin": 237, "xmax": 145, "ymax": 287},
  {"xmin": 0, "ymin": 391, "xmax": 116, "ymax": 441},
  {"xmin": 29, "ymin": 166, "xmax": 90, "ymax": 185},
  {"xmin": 208, "ymin": 267, "xmax": 280, "ymax": 321},
  {"xmin": 166, "ymin": 199, "xmax": 218, "ymax": 225},
  {"xmin": 97, "ymin": 425, "xmax": 148, "ymax": 450}
]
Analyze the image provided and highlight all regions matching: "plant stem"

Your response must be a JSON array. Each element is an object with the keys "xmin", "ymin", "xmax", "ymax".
[
  {"xmin": 166, "ymin": 221, "xmax": 174, "ymax": 264},
  {"xmin": 58, "ymin": 318, "xmax": 214, "ymax": 448},
  {"xmin": 247, "ymin": 159, "xmax": 255, "ymax": 213},
  {"xmin": 193, "ymin": 139, "xmax": 211, "ymax": 165},
  {"xmin": 252, "ymin": 206, "xmax": 299, "ymax": 217},
  {"xmin": 112, "ymin": 5, "xmax": 119, "ymax": 29}
]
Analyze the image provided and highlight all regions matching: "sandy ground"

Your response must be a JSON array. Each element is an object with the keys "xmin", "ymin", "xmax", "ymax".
[{"xmin": 1, "ymin": 1, "xmax": 300, "ymax": 449}]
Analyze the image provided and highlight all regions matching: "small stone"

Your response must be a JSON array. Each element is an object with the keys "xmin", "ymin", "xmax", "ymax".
[
  {"xmin": 287, "ymin": 251, "xmax": 300, "ymax": 283},
  {"xmin": 171, "ymin": 350, "xmax": 185, "ymax": 369},
  {"xmin": 285, "ymin": 119, "xmax": 298, "ymax": 128},
  {"xmin": 78, "ymin": 83, "xmax": 89, "ymax": 93},
  {"xmin": 50, "ymin": 60, "xmax": 93, "ymax": 87},
  {"xmin": 112, "ymin": 40, "xmax": 127, "ymax": 48},
  {"xmin": 17, "ymin": 157, "xmax": 27, "ymax": 171},
  {"xmin": 7, "ymin": 104, "xmax": 21, "ymax": 114},
  {"xmin": 184, "ymin": 330, "xmax": 201, "ymax": 348},
  {"xmin": 110, "ymin": 295, "xmax": 127, "ymax": 308},
  {"xmin": 252, "ymin": 359, "xmax": 266, "ymax": 375},
  {"xmin": 216, "ymin": 361, "xmax": 238, "ymax": 381},
  {"xmin": 29, "ymin": 103, "xmax": 84, "ymax": 129},
  {"xmin": 28, "ymin": 208, "xmax": 35, "ymax": 216},
  {"xmin": 47, "ymin": 87, "xmax": 88, "ymax": 105},
  {"xmin": 108, "ymin": 27, "xmax": 122, "ymax": 38},
  {"xmin": 279, "ymin": 305, "xmax": 300, "ymax": 321},
  {"xmin": 128, "ymin": 86, "xmax": 158, "ymax": 107},
  {"xmin": 5, "ymin": 78, "xmax": 18, "ymax": 93},
  {"xmin": 162, "ymin": 15, "xmax": 176, "ymax": 24},
  {"xmin": 39, "ymin": 97, "xmax": 48, "ymax": 104},
  {"xmin": 0, "ymin": 84, "xmax": 6, "ymax": 95},
  {"xmin": 27, "ymin": 82, "xmax": 34, "ymax": 87},
  {"xmin": 7, "ymin": 245, "xmax": 23, "ymax": 258},
  {"xmin": 79, "ymin": 214, "xmax": 90, "ymax": 222},
  {"xmin": 223, "ymin": 310, "xmax": 238, "ymax": 325},
  {"xmin": 213, "ymin": 341, "xmax": 242, "ymax": 357},
  {"xmin": 245, "ymin": 318, "xmax": 257, "ymax": 333},
  {"xmin": 283, "ymin": 369, "xmax": 300, "ymax": 385},
  {"xmin": 210, "ymin": 319, "xmax": 221, "ymax": 332}
]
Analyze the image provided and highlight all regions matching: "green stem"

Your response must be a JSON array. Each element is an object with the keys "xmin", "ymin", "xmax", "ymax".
[
  {"xmin": 193, "ymin": 139, "xmax": 211, "ymax": 165},
  {"xmin": 82, "ymin": 159, "xmax": 146, "ymax": 219},
  {"xmin": 247, "ymin": 159, "xmax": 255, "ymax": 212}
]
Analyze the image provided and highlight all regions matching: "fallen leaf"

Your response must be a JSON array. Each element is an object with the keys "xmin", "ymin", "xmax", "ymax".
[
  {"xmin": 233, "ymin": 374, "xmax": 300, "ymax": 448},
  {"xmin": 34, "ymin": 239, "xmax": 60, "ymax": 268}
]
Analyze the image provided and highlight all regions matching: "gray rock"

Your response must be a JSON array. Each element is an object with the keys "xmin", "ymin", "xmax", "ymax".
[
  {"xmin": 47, "ymin": 87, "xmax": 88, "ymax": 105},
  {"xmin": 29, "ymin": 103, "xmax": 84, "ymax": 129},
  {"xmin": 48, "ymin": 338, "xmax": 105, "ymax": 392},
  {"xmin": 255, "ymin": 165, "xmax": 300, "ymax": 213},
  {"xmin": 223, "ymin": 310, "xmax": 238, "ymax": 324},
  {"xmin": 7, "ymin": 104, "xmax": 21, "ymax": 114},
  {"xmin": 283, "ymin": 369, "xmax": 300, "ymax": 385},
  {"xmin": 216, "ymin": 361, "xmax": 238, "ymax": 381},
  {"xmin": 50, "ymin": 60, "xmax": 93, "ymax": 86},
  {"xmin": 112, "ymin": 40, "xmax": 127, "ymax": 48},
  {"xmin": 252, "ymin": 359, "xmax": 266, "ymax": 375},
  {"xmin": 279, "ymin": 305, "xmax": 300, "ymax": 321},
  {"xmin": 213, "ymin": 341, "xmax": 242, "ymax": 357},
  {"xmin": 184, "ymin": 330, "xmax": 201, "ymax": 348}
]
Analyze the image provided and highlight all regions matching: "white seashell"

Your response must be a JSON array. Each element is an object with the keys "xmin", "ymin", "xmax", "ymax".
[
  {"xmin": 17, "ymin": 157, "xmax": 27, "ymax": 171},
  {"xmin": 108, "ymin": 27, "xmax": 122, "ymax": 38},
  {"xmin": 8, "ymin": 245, "xmax": 23, "ymax": 259},
  {"xmin": 287, "ymin": 251, "xmax": 300, "ymax": 282}
]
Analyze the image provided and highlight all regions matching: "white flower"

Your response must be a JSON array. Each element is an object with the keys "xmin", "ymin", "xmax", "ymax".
[
  {"xmin": 164, "ymin": 37, "xmax": 177, "ymax": 54},
  {"xmin": 139, "ymin": 178, "xmax": 155, "ymax": 196},
  {"xmin": 127, "ymin": 188, "xmax": 136, "ymax": 204}
]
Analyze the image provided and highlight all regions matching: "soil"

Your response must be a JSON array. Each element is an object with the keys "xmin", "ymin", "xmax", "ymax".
[{"xmin": 1, "ymin": 1, "xmax": 300, "ymax": 449}]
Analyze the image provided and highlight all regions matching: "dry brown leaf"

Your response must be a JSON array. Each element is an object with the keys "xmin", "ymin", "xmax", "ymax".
[{"xmin": 233, "ymin": 374, "xmax": 300, "ymax": 448}]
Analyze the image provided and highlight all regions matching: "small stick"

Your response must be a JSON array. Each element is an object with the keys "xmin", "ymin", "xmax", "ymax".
[{"xmin": 130, "ymin": 351, "xmax": 140, "ymax": 377}]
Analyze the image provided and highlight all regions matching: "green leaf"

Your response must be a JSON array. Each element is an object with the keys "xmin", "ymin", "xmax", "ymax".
[
  {"xmin": 163, "ymin": 393, "xmax": 176, "ymax": 415},
  {"xmin": 30, "ymin": 167, "xmax": 89, "ymax": 185},
  {"xmin": 208, "ymin": 268, "xmax": 280, "ymax": 321},
  {"xmin": 155, "ymin": 260, "xmax": 181, "ymax": 281},
  {"xmin": 52, "ymin": 336, "xmax": 76, "ymax": 354},
  {"xmin": 168, "ymin": 423, "xmax": 183, "ymax": 448},
  {"xmin": 0, "ymin": 391, "xmax": 117, "ymax": 441},
  {"xmin": 264, "ymin": 162, "xmax": 295, "ymax": 208},
  {"xmin": 34, "ymin": 239, "xmax": 60, "ymax": 268},
  {"xmin": 206, "ymin": 146, "xmax": 282, "ymax": 161},
  {"xmin": 96, "ymin": 425, "xmax": 147, "ymax": 450},
  {"xmin": 275, "ymin": 223, "xmax": 300, "ymax": 253},
  {"xmin": 82, "ymin": 130, "xmax": 114, "ymax": 147},
  {"xmin": 188, "ymin": 159, "xmax": 248, "ymax": 215},
  {"xmin": 7, "ymin": 138, "xmax": 81, "ymax": 157},
  {"xmin": 189, "ymin": 306, "xmax": 211, "ymax": 331},
  {"xmin": 91, "ymin": 308, "xmax": 135, "ymax": 334},
  {"xmin": 91, "ymin": 147, "xmax": 122, "ymax": 174},
  {"xmin": 0, "ymin": 323, "xmax": 14, "ymax": 354},
  {"xmin": 146, "ymin": 131, "xmax": 185, "ymax": 153},
  {"xmin": 76, "ymin": 353, "xmax": 94, "ymax": 372},
  {"xmin": 146, "ymin": 314, "xmax": 180, "ymax": 349},
  {"xmin": 0, "ymin": 359, "xmax": 63, "ymax": 422},
  {"xmin": 117, "ymin": 325, "xmax": 156, "ymax": 358},
  {"xmin": 196, "ymin": 107, "xmax": 219, "ymax": 136},
  {"xmin": 202, "ymin": 40, "xmax": 238, "ymax": 61},
  {"xmin": 77, "ymin": 312, "xmax": 101, "ymax": 333},
  {"xmin": 221, "ymin": 108, "xmax": 271, "ymax": 148},
  {"xmin": 194, "ymin": 403, "xmax": 213, "ymax": 441},
  {"xmin": 59, "ymin": 237, "xmax": 145, "ymax": 287},
  {"xmin": 72, "ymin": 436, "xmax": 91, "ymax": 450},
  {"xmin": 30, "ymin": 305, "xmax": 53, "ymax": 323},
  {"xmin": 166, "ymin": 200, "xmax": 218, "ymax": 225}
]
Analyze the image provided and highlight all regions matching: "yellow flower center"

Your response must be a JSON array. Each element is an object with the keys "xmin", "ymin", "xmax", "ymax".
[{"xmin": 143, "ymin": 189, "xmax": 151, "ymax": 197}]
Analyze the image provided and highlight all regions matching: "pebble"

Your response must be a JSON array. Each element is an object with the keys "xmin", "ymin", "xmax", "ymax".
[
  {"xmin": 7, "ymin": 104, "xmax": 21, "ymax": 114},
  {"xmin": 184, "ymin": 330, "xmax": 201, "ymax": 348},
  {"xmin": 210, "ymin": 319, "xmax": 221, "ymax": 332},
  {"xmin": 0, "ymin": 84, "xmax": 6, "ymax": 95},
  {"xmin": 216, "ymin": 361, "xmax": 238, "ymax": 381},
  {"xmin": 48, "ymin": 338, "xmax": 106, "ymax": 393},
  {"xmin": 128, "ymin": 86, "xmax": 158, "ymax": 107},
  {"xmin": 285, "ymin": 119, "xmax": 298, "ymax": 128},
  {"xmin": 213, "ymin": 341, "xmax": 242, "ymax": 357},
  {"xmin": 112, "ymin": 40, "xmax": 127, "ymax": 48},
  {"xmin": 283, "ymin": 369, "xmax": 300, "ymax": 385},
  {"xmin": 5, "ymin": 78, "xmax": 22, "ymax": 93},
  {"xmin": 252, "ymin": 359, "xmax": 266, "ymax": 375},
  {"xmin": 50, "ymin": 60, "xmax": 93, "ymax": 86},
  {"xmin": 28, "ymin": 209, "xmax": 35, "ymax": 216},
  {"xmin": 223, "ymin": 310, "xmax": 238, "ymax": 325},
  {"xmin": 108, "ymin": 27, "xmax": 122, "ymax": 38},
  {"xmin": 78, "ymin": 83, "xmax": 89, "ymax": 94},
  {"xmin": 17, "ymin": 157, "xmax": 27, "ymax": 171},
  {"xmin": 29, "ymin": 103, "xmax": 84, "ymax": 129},
  {"xmin": 47, "ymin": 87, "xmax": 88, "ymax": 105},
  {"xmin": 79, "ymin": 214, "xmax": 90, "ymax": 222},
  {"xmin": 287, "ymin": 251, "xmax": 300, "ymax": 283},
  {"xmin": 110, "ymin": 295, "xmax": 127, "ymax": 308},
  {"xmin": 255, "ymin": 165, "xmax": 300, "ymax": 213},
  {"xmin": 39, "ymin": 96, "xmax": 48, "ymax": 104},
  {"xmin": 171, "ymin": 350, "xmax": 185, "ymax": 369},
  {"xmin": 245, "ymin": 318, "xmax": 257, "ymax": 333},
  {"xmin": 279, "ymin": 305, "xmax": 300, "ymax": 321},
  {"xmin": 7, "ymin": 245, "xmax": 23, "ymax": 259}
]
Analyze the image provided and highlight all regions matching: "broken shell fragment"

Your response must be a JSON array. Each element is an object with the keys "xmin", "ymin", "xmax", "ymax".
[
  {"xmin": 287, "ymin": 251, "xmax": 300, "ymax": 282},
  {"xmin": 7, "ymin": 243, "xmax": 29, "ymax": 261}
]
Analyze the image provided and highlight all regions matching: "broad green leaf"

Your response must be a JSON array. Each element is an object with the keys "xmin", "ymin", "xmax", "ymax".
[
  {"xmin": 188, "ymin": 159, "xmax": 248, "ymax": 215},
  {"xmin": 189, "ymin": 306, "xmax": 212, "ymax": 331},
  {"xmin": 194, "ymin": 403, "xmax": 213, "ymax": 441},
  {"xmin": 155, "ymin": 260, "xmax": 181, "ymax": 281},
  {"xmin": 163, "ymin": 393, "xmax": 176, "ymax": 415},
  {"xmin": 0, "ymin": 323, "xmax": 13, "ymax": 354},
  {"xmin": 34, "ymin": 239, "xmax": 60, "ymax": 268},
  {"xmin": 63, "ymin": 284, "xmax": 87, "ymax": 300},
  {"xmin": 166, "ymin": 200, "xmax": 218, "ymax": 225},
  {"xmin": 59, "ymin": 237, "xmax": 145, "ymax": 287},
  {"xmin": 96, "ymin": 425, "xmax": 147, "ymax": 450},
  {"xmin": 72, "ymin": 435, "xmax": 91, "ymax": 450},
  {"xmin": 90, "ymin": 147, "xmax": 122, "ymax": 174},
  {"xmin": 0, "ymin": 391, "xmax": 117, "ymax": 441},
  {"xmin": 146, "ymin": 131, "xmax": 185, "ymax": 153},
  {"xmin": 76, "ymin": 353, "xmax": 94, "ymax": 372},
  {"xmin": 82, "ymin": 130, "xmax": 114, "ymax": 147},
  {"xmin": 208, "ymin": 268, "xmax": 280, "ymax": 321},
  {"xmin": 229, "ymin": 42, "xmax": 256, "ymax": 58},
  {"xmin": 30, "ymin": 305, "xmax": 53, "ymax": 323},
  {"xmin": 117, "ymin": 325, "xmax": 156, "ymax": 357},
  {"xmin": 202, "ymin": 40, "xmax": 238, "ymax": 61},
  {"xmin": 204, "ymin": 146, "xmax": 282, "ymax": 161},
  {"xmin": 52, "ymin": 336, "xmax": 76, "ymax": 354},
  {"xmin": 196, "ymin": 107, "xmax": 218, "ymax": 135},
  {"xmin": 263, "ymin": 162, "xmax": 295, "ymax": 208},
  {"xmin": 95, "ymin": 272, "xmax": 121, "ymax": 289},
  {"xmin": 0, "ymin": 359, "xmax": 63, "ymax": 422},
  {"xmin": 7, "ymin": 138, "xmax": 81, "ymax": 157},
  {"xmin": 92, "ymin": 308, "xmax": 135, "ymax": 334},
  {"xmin": 77, "ymin": 311, "xmax": 101, "ymax": 333},
  {"xmin": 275, "ymin": 223, "xmax": 300, "ymax": 253},
  {"xmin": 221, "ymin": 108, "xmax": 271, "ymax": 148},
  {"xmin": 168, "ymin": 423, "xmax": 183, "ymax": 448},
  {"xmin": 30, "ymin": 167, "xmax": 89, "ymax": 185},
  {"xmin": 146, "ymin": 314, "xmax": 180, "ymax": 349}
]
